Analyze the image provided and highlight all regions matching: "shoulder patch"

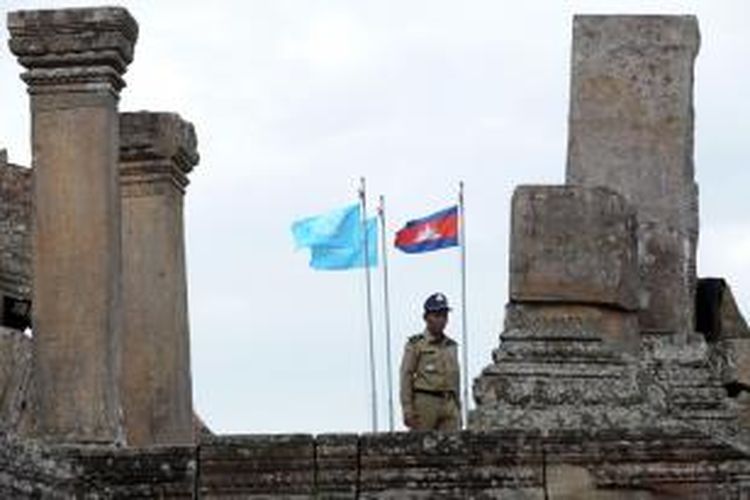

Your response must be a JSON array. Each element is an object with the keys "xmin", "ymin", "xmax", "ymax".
[
  {"xmin": 408, "ymin": 334, "xmax": 423, "ymax": 344},
  {"xmin": 445, "ymin": 336, "xmax": 458, "ymax": 346}
]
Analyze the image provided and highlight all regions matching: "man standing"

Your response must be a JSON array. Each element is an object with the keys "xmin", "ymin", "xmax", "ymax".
[{"xmin": 400, "ymin": 293, "xmax": 461, "ymax": 431}]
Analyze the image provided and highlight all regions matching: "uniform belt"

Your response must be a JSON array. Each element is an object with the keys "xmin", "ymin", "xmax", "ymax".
[{"xmin": 414, "ymin": 389, "xmax": 455, "ymax": 398}]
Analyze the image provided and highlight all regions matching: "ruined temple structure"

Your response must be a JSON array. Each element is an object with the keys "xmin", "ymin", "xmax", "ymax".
[{"xmin": 1, "ymin": 6, "xmax": 750, "ymax": 500}]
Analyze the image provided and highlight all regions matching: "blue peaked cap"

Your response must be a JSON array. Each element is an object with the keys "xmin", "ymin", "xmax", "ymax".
[{"xmin": 424, "ymin": 293, "xmax": 451, "ymax": 312}]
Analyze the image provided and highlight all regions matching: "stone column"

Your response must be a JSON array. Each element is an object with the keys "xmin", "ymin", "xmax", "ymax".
[
  {"xmin": 8, "ymin": 7, "xmax": 138, "ymax": 442},
  {"xmin": 119, "ymin": 112, "xmax": 198, "ymax": 446},
  {"xmin": 566, "ymin": 16, "xmax": 700, "ymax": 341}
]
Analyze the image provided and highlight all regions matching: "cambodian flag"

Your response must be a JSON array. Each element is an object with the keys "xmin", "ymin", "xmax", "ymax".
[{"xmin": 395, "ymin": 206, "xmax": 459, "ymax": 254}]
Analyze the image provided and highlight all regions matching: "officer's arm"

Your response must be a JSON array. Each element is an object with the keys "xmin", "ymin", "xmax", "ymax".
[{"xmin": 400, "ymin": 342, "xmax": 417, "ymax": 420}]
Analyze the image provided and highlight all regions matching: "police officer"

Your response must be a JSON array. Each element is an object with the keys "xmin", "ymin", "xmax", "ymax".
[{"xmin": 399, "ymin": 293, "xmax": 461, "ymax": 431}]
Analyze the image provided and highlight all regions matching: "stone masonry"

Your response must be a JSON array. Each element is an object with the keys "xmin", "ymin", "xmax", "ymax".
[
  {"xmin": 470, "ymin": 13, "xmax": 750, "ymax": 498},
  {"xmin": 0, "ymin": 150, "xmax": 31, "ymax": 309},
  {"xmin": 1, "ymin": 6, "xmax": 750, "ymax": 500},
  {"xmin": 8, "ymin": 7, "xmax": 138, "ymax": 443},
  {"xmin": 566, "ymin": 16, "xmax": 701, "ymax": 340},
  {"xmin": 120, "ymin": 111, "xmax": 199, "ymax": 446},
  {"xmin": 2, "ymin": 429, "xmax": 750, "ymax": 498},
  {"xmin": 0, "ymin": 327, "xmax": 30, "ymax": 434},
  {"xmin": 472, "ymin": 184, "xmax": 648, "ymax": 432}
]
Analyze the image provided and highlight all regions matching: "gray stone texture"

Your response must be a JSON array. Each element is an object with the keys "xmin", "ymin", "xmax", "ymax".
[
  {"xmin": 471, "ymin": 15, "xmax": 744, "ymax": 457},
  {"xmin": 639, "ymin": 333, "xmax": 736, "ymax": 436},
  {"xmin": 2, "ymin": 431, "xmax": 750, "ymax": 498},
  {"xmin": 0, "ymin": 327, "xmax": 30, "ymax": 434},
  {"xmin": 119, "ymin": 111, "xmax": 198, "ymax": 447},
  {"xmin": 0, "ymin": 154, "xmax": 31, "ymax": 304},
  {"xmin": 472, "ymin": 185, "xmax": 644, "ymax": 431},
  {"xmin": 7, "ymin": 7, "xmax": 138, "ymax": 94},
  {"xmin": 199, "ymin": 434, "xmax": 316, "ymax": 498},
  {"xmin": 8, "ymin": 6, "xmax": 138, "ymax": 443},
  {"xmin": 0, "ymin": 431, "xmax": 195, "ymax": 498},
  {"xmin": 698, "ymin": 279, "xmax": 750, "ymax": 387},
  {"xmin": 709, "ymin": 281, "xmax": 749, "ymax": 341},
  {"xmin": 0, "ymin": 6, "xmax": 748, "ymax": 500},
  {"xmin": 566, "ymin": 15, "xmax": 701, "ymax": 339},
  {"xmin": 510, "ymin": 185, "xmax": 639, "ymax": 312},
  {"xmin": 471, "ymin": 302, "xmax": 647, "ymax": 433}
]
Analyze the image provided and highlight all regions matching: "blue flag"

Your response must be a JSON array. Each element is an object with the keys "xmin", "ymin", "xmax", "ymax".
[
  {"xmin": 292, "ymin": 205, "xmax": 378, "ymax": 270},
  {"xmin": 291, "ymin": 204, "xmax": 361, "ymax": 249},
  {"xmin": 310, "ymin": 217, "xmax": 378, "ymax": 270}
]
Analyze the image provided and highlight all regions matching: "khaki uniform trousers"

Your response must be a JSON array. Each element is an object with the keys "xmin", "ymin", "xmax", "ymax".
[{"xmin": 411, "ymin": 391, "xmax": 461, "ymax": 431}]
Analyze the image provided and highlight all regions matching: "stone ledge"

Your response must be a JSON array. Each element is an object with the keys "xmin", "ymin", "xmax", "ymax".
[
  {"xmin": 120, "ymin": 112, "xmax": 199, "ymax": 172},
  {"xmin": 8, "ymin": 7, "xmax": 138, "ymax": 92},
  {"xmin": 2, "ymin": 428, "xmax": 750, "ymax": 497}
]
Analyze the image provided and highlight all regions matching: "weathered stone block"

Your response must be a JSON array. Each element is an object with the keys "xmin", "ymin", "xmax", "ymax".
[
  {"xmin": 695, "ymin": 278, "xmax": 750, "ymax": 394},
  {"xmin": 475, "ymin": 185, "xmax": 643, "ymax": 432},
  {"xmin": 566, "ymin": 15, "xmax": 701, "ymax": 337},
  {"xmin": 0, "ymin": 327, "xmax": 30, "ymax": 433},
  {"xmin": 199, "ymin": 434, "xmax": 315, "ymax": 498},
  {"xmin": 510, "ymin": 185, "xmax": 639, "ymax": 311},
  {"xmin": 503, "ymin": 302, "xmax": 640, "ymax": 355},
  {"xmin": 696, "ymin": 278, "xmax": 749, "ymax": 342},
  {"xmin": 9, "ymin": 6, "xmax": 138, "ymax": 443},
  {"xmin": 119, "ymin": 112, "xmax": 198, "ymax": 447},
  {"xmin": 358, "ymin": 431, "xmax": 544, "ymax": 498},
  {"xmin": 729, "ymin": 342, "xmax": 750, "ymax": 389},
  {"xmin": 120, "ymin": 112, "xmax": 199, "ymax": 176},
  {"xmin": 316, "ymin": 434, "xmax": 358, "ymax": 499},
  {"xmin": 0, "ymin": 159, "xmax": 31, "ymax": 305},
  {"xmin": 58, "ymin": 444, "xmax": 196, "ymax": 498},
  {"xmin": 471, "ymin": 307, "xmax": 644, "ymax": 432},
  {"xmin": 7, "ymin": 7, "xmax": 138, "ymax": 93},
  {"xmin": 0, "ymin": 432, "xmax": 73, "ymax": 497}
]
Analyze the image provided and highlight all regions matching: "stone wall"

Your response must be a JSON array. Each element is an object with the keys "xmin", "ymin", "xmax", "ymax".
[
  {"xmin": 0, "ymin": 155, "xmax": 33, "ymax": 434},
  {"xmin": 471, "ymin": 14, "xmax": 750, "ymax": 485},
  {"xmin": 2, "ymin": 430, "xmax": 750, "ymax": 498},
  {"xmin": 0, "ymin": 432, "xmax": 71, "ymax": 499},
  {"xmin": 0, "ymin": 151, "xmax": 31, "ymax": 305},
  {"xmin": 1, "ymin": 6, "xmax": 749, "ymax": 500},
  {"xmin": 0, "ymin": 327, "xmax": 30, "ymax": 434},
  {"xmin": 0, "ymin": 431, "xmax": 194, "ymax": 498}
]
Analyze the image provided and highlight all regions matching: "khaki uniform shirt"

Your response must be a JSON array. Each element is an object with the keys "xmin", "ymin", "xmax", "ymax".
[{"xmin": 399, "ymin": 330, "xmax": 461, "ymax": 418}]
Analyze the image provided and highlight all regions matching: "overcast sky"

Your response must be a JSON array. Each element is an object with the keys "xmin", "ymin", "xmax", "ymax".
[{"xmin": 0, "ymin": 0, "xmax": 748, "ymax": 434}]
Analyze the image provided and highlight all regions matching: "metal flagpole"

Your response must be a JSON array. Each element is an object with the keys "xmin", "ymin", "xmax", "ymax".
[
  {"xmin": 459, "ymin": 181, "xmax": 469, "ymax": 426},
  {"xmin": 359, "ymin": 177, "xmax": 378, "ymax": 432},
  {"xmin": 378, "ymin": 195, "xmax": 395, "ymax": 431}
]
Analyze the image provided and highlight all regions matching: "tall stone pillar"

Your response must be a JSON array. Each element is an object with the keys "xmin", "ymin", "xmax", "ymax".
[
  {"xmin": 119, "ymin": 112, "xmax": 198, "ymax": 446},
  {"xmin": 8, "ymin": 8, "xmax": 138, "ymax": 442},
  {"xmin": 566, "ymin": 16, "xmax": 700, "ymax": 341}
]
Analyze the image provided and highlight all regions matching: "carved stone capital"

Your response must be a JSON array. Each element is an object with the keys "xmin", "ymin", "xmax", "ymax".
[
  {"xmin": 7, "ymin": 7, "xmax": 138, "ymax": 95},
  {"xmin": 120, "ymin": 112, "xmax": 199, "ymax": 194}
]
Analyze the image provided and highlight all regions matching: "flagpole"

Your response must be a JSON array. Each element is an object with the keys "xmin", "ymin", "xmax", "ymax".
[
  {"xmin": 459, "ymin": 181, "xmax": 469, "ymax": 427},
  {"xmin": 378, "ymin": 195, "xmax": 395, "ymax": 432},
  {"xmin": 359, "ymin": 177, "xmax": 378, "ymax": 433}
]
